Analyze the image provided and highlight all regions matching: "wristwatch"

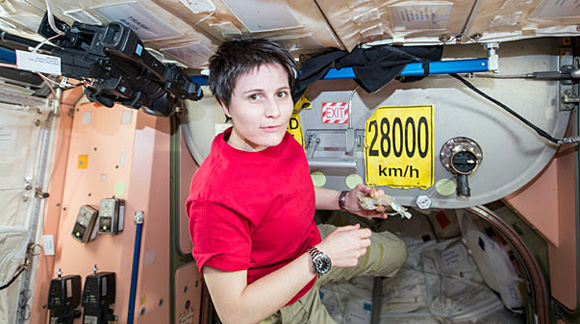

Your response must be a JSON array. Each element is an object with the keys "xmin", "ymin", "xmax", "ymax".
[
  {"xmin": 338, "ymin": 190, "xmax": 349, "ymax": 211},
  {"xmin": 307, "ymin": 246, "xmax": 332, "ymax": 275}
]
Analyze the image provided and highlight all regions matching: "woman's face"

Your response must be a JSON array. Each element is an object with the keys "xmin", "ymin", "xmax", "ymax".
[{"xmin": 221, "ymin": 63, "xmax": 294, "ymax": 152}]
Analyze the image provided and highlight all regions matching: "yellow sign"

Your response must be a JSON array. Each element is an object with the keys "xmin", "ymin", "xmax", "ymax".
[
  {"xmin": 287, "ymin": 112, "xmax": 304, "ymax": 147},
  {"xmin": 364, "ymin": 105, "xmax": 433, "ymax": 189},
  {"xmin": 294, "ymin": 95, "xmax": 312, "ymax": 111},
  {"xmin": 78, "ymin": 154, "xmax": 88, "ymax": 169}
]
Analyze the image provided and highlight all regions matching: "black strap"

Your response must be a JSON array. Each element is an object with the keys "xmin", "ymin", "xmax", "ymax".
[
  {"xmin": 0, "ymin": 266, "xmax": 26, "ymax": 290},
  {"xmin": 422, "ymin": 60, "xmax": 430, "ymax": 76}
]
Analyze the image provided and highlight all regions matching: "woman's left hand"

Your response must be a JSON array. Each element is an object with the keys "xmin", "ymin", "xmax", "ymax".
[{"xmin": 343, "ymin": 184, "xmax": 389, "ymax": 219}]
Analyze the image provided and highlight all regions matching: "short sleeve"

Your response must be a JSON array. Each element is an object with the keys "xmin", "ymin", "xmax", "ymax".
[{"xmin": 188, "ymin": 199, "xmax": 252, "ymax": 273}]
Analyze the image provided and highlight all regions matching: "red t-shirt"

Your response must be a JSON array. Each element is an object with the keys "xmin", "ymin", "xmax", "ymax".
[{"xmin": 186, "ymin": 128, "xmax": 320, "ymax": 304}]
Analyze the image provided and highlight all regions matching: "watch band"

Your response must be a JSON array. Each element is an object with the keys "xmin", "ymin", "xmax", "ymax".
[
  {"xmin": 307, "ymin": 246, "xmax": 322, "ymax": 259},
  {"xmin": 307, "ymin": 246, "xmax": 331, "ymax": 275},
  {"xmin": 338, "ymin": 190, "xmax": 349, "ymax": 211}
]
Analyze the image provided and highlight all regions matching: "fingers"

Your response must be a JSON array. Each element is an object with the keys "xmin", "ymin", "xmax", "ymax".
[
  {"xmin": 329, "ymin": 223, "xmax": 370, "ymax": 234},
  {"xmin": 370, "ymin": 209, "xmax": 389, "ymax": 219},
  {"xmin": 378, "ymin": 213, "xmax": 389, "ymax": 219},
  {"xmin": 354, "ymin": 183, "xmax": 385, "ymax": 199},
  {"xmin": 374, "ymin": 205, "xmax": 386, "ymax": 212},
  {"xmin": 355, "ymin": 184, "xmax": 372, "ymax": 195},
  {"xmin": 355, "ymin": 238, "xmax": 371, "ymax": 259},
  {"xmin": 356, "ymin": 235, "xmax": 371, "ymax": 248},
  {"xmin": 331, "ymin": 225, "xmax": 371, "ymax": 239},
  {"xmin": 372, "ymin": 188, "xmax": 385, "ymax": 197},
  {"xmin": 320, "ymin": 226, "xmax": 373, "ymax": 268},
  {"xmin": 332, "ymin": 223, "xmax": 360, "ymax": 233},
  {"xmin": 358, "ymin": 227, "xmax": 372, "ymax": 238}
]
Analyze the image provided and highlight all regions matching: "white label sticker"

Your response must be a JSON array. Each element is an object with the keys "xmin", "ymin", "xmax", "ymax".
[
  {"xmin": 121, "ymin": 109, "xmax": 133, "ymax": 124},
  {"xmin": 43, "ymin": 235, "xmax": 55, "ymax": 256},
  {"xmin": 92, "ymin": 2, "xmax": 182, "ymax": 41},
  {"xmin": 145, "ymin": 249, "xmax": 156, "ymax": 265},
  {"xmin": 16, "ymin": 50, "xmax": 62, "ymax": 75},
  {"xmin": 440, "ymin": 244, "xmax": 463, "ymax": 269},
  {"xmin": 82, "ymin": 111, "xmax": 92, "ymax": 125},
  {"xmin": 389, "ymin": 3, "xmax": 452, "ymax": 30},
  {"xmin": 221, "ymin": 0, "xmax": 302, "ymax": 32}
]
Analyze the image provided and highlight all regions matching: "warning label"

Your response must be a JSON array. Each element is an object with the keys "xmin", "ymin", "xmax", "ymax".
[{"xmin": 322, "ymin": 102, "xmax": 348, "ymax": 124}]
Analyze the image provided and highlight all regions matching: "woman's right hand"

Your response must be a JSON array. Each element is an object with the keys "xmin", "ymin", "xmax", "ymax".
[{"xmin": 316, "ymin": 224, "xmax": 371, "ymax": 267}]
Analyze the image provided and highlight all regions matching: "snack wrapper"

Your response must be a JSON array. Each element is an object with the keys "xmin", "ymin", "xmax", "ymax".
[{"xmin": 358, "ymin": 193, "xmax": 412, "ymax": 219}]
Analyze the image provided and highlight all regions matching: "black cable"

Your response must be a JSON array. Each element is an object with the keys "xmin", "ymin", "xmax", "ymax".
[
  {"xmin": 0, "ymin": 29, "xmax": 58, "ymax": 52},
  {"xmin": 0, "ymin": 266, "xmax": 26, "ymax": 291},
  {"xmin": 450, "ymin": 73, "xmax": 561, "ymax": 145}
]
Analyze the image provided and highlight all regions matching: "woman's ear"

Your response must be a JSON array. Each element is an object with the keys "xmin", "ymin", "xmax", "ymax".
[{"xmin": 220, "ymin": 100, "xmax": 231, "ymax": 118}]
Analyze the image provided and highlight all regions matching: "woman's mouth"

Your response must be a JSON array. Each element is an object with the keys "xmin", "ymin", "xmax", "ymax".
[{"xmin": 261, "ymin": 125, "xmax": 281, "ymax": 131}]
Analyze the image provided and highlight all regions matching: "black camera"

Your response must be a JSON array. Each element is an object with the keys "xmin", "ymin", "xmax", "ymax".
[{"xmin": 37, "ymin": 12, "xmax": 202, "ymax": 116}]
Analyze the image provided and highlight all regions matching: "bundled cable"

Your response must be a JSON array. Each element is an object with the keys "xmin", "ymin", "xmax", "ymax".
[{"xmin": 450, "ymin": 73, "xmax": 579, "ymax": 145}]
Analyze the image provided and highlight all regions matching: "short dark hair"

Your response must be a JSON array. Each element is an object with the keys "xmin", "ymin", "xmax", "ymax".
[{"xmin": 208, "ymin": 39, "xmax": 297, "ymax": 107}]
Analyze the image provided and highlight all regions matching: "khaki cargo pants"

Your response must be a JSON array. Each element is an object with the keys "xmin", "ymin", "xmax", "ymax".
[{"xmin": 259, "ymin": 224, "xmax": 408, "ymax": 324}]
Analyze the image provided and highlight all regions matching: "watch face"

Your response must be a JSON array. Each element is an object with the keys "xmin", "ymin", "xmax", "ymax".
[{"xmin": 313, "ymin": 255, "xmax": 332, "ymax": 274}]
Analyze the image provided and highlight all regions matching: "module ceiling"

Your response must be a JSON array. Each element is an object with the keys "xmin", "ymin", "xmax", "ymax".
[{"xmin": 1, "ymin": 0, "xmax": 579, "ymax": 68}]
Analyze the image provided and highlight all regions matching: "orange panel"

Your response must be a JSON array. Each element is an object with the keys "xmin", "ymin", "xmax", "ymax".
[
  {"xmin": 505, "ymin": 119, "xmax": 577, "ymax": 310},
  {"xmin": 505, "ymin": 159, "xmax": 560, "ymax": 246},
  {"xmin": 31, "ymin": 97, "xmax": 174, "ymax": 323},
  {"xmin": 174, "ymin": 263, "xmax": 202, "ymax": 324},
  {"xmin": 551, "ymin": 141, "xmax": 578, "ymax": 310},
  {"xmin": 50, "ymin": 103, "xmax": 139, "ymax": 323},
  {"xmin": 130, "ymin": 112, "xmax": 171, "ymax": 324}
]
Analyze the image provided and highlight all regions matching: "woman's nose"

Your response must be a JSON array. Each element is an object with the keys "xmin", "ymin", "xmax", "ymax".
[{"xmin": 264, "ymin": 98, "xmax": 281, "ymax": 118}]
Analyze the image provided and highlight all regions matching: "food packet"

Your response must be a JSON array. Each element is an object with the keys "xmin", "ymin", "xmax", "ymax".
[{"xmin": 358, "ymin": 192, "xmax": 412, "ymax": 219}]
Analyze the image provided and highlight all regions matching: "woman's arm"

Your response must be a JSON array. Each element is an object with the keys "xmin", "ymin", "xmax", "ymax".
[
  {"xmin": 313, "ymin": 186, "xmax": 342, "ymax": 210},
  {"xmin": 314, "ymin": 184, "xmax": 389, "ymax": 219},
  {"xmin": 203, "ymin": 224, "xmax": 371, "ymax": 324},
  {"xmin": 203, "ymin": 253, "xmax": 313, "ymax": 324}
]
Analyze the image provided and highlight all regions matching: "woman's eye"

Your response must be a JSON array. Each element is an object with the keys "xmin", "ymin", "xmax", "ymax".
[
  {"xmin": 277, "ymin": 91, "xmax": 288, "ymax": 99},
  {"xmin": 248, "ymin": 93, "xmax": 261, "ymax": 101}
]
